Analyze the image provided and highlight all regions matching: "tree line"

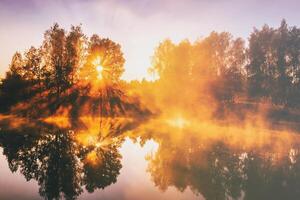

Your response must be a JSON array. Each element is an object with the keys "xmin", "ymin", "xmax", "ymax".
[
  {"xmin": 145, "ymin": 19, "xmax": 300, "ymax": 119},
  {"xmin": 1, "ymin": 20, "xmax": 300, "ymax": 117}
]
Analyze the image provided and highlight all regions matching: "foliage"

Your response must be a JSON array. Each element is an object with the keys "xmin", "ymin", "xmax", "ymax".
[{"xmin": 0, "ymin": 23, "xmax": 127, "ymax": 117}]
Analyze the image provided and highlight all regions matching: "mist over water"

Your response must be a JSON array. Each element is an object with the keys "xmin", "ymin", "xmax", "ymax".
[
  {"xmin": 2, "ymin": 13, "xmax": 300, "ymax": 200},
  {"xmin": 1, "ymin": 113, "xmax": 300, "ymax": 200}
]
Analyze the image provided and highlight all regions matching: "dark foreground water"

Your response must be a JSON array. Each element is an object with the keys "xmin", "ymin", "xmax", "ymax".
[{"xmin": 1, "ymin": 115, "xmax": 300, "ymax": 200}]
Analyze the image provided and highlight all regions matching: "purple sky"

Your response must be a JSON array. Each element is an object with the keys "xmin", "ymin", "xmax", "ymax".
[{"xmin": 1, "ymin": 0, "xmax": 300, "ymax": 80}]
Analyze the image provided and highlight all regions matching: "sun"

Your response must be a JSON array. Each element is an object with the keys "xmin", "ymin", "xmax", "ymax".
[
  {"xmin": 96, "ymin": 64, "xmax": 103, "ymax": 73},
  {"xmin": 93, "ymin": 57, "xmax": 104, "ymax": 79},
  {"xmin": 96, "ymin": 64, "xmax": 104, "ymax": 79}
]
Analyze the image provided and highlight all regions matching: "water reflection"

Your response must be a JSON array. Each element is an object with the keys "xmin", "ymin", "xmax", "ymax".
[
  {"xmin": 133, "ymin": 117, "xmax": 300, "ymax": 200},
  {"xmin": 0, "ymin": 117, "xmax": 126, "ymax": 200},
  {"xmin": 2, "ymin": 116, "xmax": 300, "ymax": 199}
]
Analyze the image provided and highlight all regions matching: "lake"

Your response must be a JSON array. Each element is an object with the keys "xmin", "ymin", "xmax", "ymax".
[{"xmin": 1, "ymin": 115, "xmax": 300, "ymax": 200}]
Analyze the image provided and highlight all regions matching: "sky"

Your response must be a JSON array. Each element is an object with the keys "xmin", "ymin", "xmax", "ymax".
[{"xmin": 1, "ymin": 0, "xmax": 300, "ymax": 80}]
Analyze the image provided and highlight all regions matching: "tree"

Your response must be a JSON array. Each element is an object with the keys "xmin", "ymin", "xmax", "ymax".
[
  {"xmin": 149, "ymin": 32, "xmax": 246, "ymax": 117},
  {"xmin": 203, "ymin": 32, "xmax": 246, "ymax": 104},
  {"xmin": 80, "ymin": 34, "xmax": 125, "ymax": 83},
  {"xmin": 8, "ymin": 52, "xmax": 25, "ymax": 76},
  {"xmin": 23, "ymin": 46, "xmax": 44, "ymax": 95},
  {"xmin": 246, "ymin": 19, "xmax": 300, "ymax": 107},
  {"xmin": 0, "ymin": 23, "xmax": 130, "ymax": 116},
  {"xmin": 247, "ymin": 25, "xmax": 275, "ymax": 99},
  {"xmin": 0, "ymin": 52, "xmax": 32, "ymax": 112},
  {"xmin": 77, "ymin": 34, "xmax": 126, "ymax": 120},
  {"xmin": 272, "ymin": 19, "xmax": 291, "ymax": 105},
  {"xmin": 43, "ymin": 23, "xmax": 68, "ymax": 99},
  {"xmin": 286, "ymin": 26, "xmax": 300, "ymax": 106},
  {"xmin": 65, "ymin": 25, "xmax": 86, "ymax": 85}
]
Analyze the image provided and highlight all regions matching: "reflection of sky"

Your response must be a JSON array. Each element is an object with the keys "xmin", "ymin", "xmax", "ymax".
[
  {"xmin": 1, "ymin": 0, "xmax": 300, "ymax": 80},
  {"xmin": 0, "ymin": 138, "xmax": 199, "ymax": 200}
]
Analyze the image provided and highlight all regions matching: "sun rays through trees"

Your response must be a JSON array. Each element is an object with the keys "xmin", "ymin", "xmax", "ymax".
[
  {"xmin": 3, "ymin": 20, "xmax": 300, "ymax": 200},
  {"xmin": 2, "ymin": 20, "xmax": 300, "ymax": 125}
]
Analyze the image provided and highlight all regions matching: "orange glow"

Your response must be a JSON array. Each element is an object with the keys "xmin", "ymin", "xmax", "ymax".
[
  {"xmin": 85, "ymin": 151, "xmax": 101, "ymax": 166},
  {"xmin": 93, "ymin": 57, "xmax": 104, "ymax": 80},
  {"xmin": 43, "ymin": 116, "xmax": 70, "ymax": 128},
  {"xmin": 74, "ymin": 116, "xmax": 132, "ymax": 147},
  {"xmin": 166, "ymin": 115, "xmax": 190, "ymax": 129},
  {"xmin": 135, "ymin": 113, "xmax": 300, "ymax": 155},
  {"xmin": 42, "ymin": 106, "xmax": 71, "ymax": 128},
  {"xmin": 79, "ymin": 134, "xmax": 98, "ymax": 146},
  {"xmin": 96, "ymin": 64, "xmax": 103, "ymax": 79},
  {"xmin": 0, "ymin": 114, "xmax": 35, "ymax": 129}
]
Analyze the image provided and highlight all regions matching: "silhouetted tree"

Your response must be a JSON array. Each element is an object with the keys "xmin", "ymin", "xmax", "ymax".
[
  {"xmin": 65, "ymin": 25, "xmax": 86, "ymax": 85},
  {"xmin": 246, "ymin": 19, "xmax": 300, "ymax": 107},
  {"xmin": 287, "ymin": 26, "xmax": 300, "ymax": 106},
  {"xmin": 0, "ymin": 52, "xmax": 33, "ymax": 112},
  {"xmin": 43, "ymin": 23, "xmax": 68, "ymax": 100},
  {"xmin": 0, "ymin": 23, "xmax": 131, "ymax": 116}
]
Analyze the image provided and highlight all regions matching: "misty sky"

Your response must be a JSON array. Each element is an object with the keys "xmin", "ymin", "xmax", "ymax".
[{"xmin": 1, "ymin": 0, "xmax": 300, "ymax": 80}]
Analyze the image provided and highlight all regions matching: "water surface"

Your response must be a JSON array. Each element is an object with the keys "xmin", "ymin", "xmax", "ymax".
[{"xmin": 1, "ymin": 116, "xmax": 300, "ymax": 200}]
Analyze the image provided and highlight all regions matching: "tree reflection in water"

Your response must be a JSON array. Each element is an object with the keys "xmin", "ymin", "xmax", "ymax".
[
  {"xmin": 82, "ymin": 137, "xmax": 122, "ymax": 193},
  {"xmin": 0, "ymin": 118, "xmax": 124, "ymax": 200},
  {"xmin": 132, "ymin": 118, "xmax": 300, "ymax": 200},
  {"xmin": 3, "ymin": 116, "xmax": 300, "ymax": 200}
]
